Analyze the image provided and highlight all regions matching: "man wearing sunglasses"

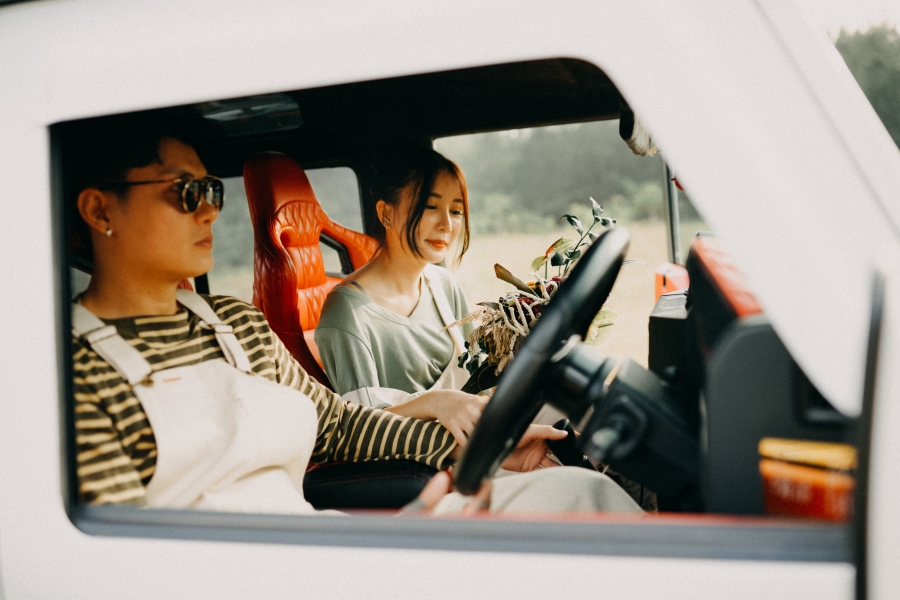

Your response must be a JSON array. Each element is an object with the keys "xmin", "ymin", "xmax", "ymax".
[
  {"xmin": 73, "ymin": 117, "xmax": 223, "ymax": 313},
  {"xmin": 70, "ymin": 113, "xmax": 450, "ymax": 507},
  {"xmin": 66, "ymin": 113, "xmax": 632, "ymax": 514}
]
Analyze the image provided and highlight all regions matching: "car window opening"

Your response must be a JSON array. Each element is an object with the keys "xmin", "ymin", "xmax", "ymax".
[{"xmin": 55, "ymin": 57, "xmax": 851, "ymax": 561}]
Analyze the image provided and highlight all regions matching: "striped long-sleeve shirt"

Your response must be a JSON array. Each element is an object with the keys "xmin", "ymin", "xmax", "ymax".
[{"xmin": 72, "ymin": 295, "xmax": 457, "ymax": 505}]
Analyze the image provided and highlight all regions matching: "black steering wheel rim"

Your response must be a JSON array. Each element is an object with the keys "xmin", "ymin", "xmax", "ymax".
[{"xmin": 453, "ymin": 226, "xmax": 630, "ymax": 495}]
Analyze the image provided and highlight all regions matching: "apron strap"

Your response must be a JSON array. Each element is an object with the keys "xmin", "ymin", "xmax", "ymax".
[
  {"xmin": 175, "ymin": 289, "xmax": 253, "ymax": 373},
  {"xmin": 423, "ymin": 266, "xmax": 465, "ymax": 356},
  {"xmin": 345, "ymin": 281, "xmax": 366, "ymax": 295},
  {"xmin": 341, "ymin": 386, "xmax": 422, "ymax": 409},
  {"xmin": 71, "ymin": 303, "xmax": 153, "ymax": 386}
]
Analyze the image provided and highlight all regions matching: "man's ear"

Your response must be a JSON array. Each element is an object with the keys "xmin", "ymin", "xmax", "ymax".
[{"xmin": 77, "ymin": 188, "xmax": 113, "ymax": 235}]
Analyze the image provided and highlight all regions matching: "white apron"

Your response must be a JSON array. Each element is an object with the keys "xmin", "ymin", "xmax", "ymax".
[
  {"xmin": 72, "ymin": 290, "xmax": 327, "ymax": 515},
  {"xmin": 343, "ymin": 267, "xmax": 565, "ymax": 425},
  {"xmin": 341, "ymin": 265, "xmax": 471, "ymax": 408}
]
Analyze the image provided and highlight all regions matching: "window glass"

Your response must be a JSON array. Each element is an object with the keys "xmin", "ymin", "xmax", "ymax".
[
  {"xmin": 70, "ymin": 268, "xmax": 91, "ymax": 298},
  {"xmin": 306, "ymin": 167, "xmax": 364, "ymax": 231},
  {"xmin": 207, "ymin": 167, "xmax": 362, "ymax": 302},
  {"xmin": 307, "ymin": 166, "xmax": 363, "ymax": 278},
  {"xmin": 436, "ymin": 122, "xmax": 706, "ymax": 367},
  {"xmin": 208, "ymin": 177, "xmax": 255, "ymax": 301}
]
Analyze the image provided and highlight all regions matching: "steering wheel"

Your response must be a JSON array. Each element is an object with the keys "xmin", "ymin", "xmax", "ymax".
[{"xmin": 453, "ymin": 226, "xmax": 630, "ymax": 495}]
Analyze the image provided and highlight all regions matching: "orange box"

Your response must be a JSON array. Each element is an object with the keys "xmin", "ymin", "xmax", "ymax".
[
  {"xmin": 654, "ymin": 262, "xmax": 689, "ymax": 302},
  {"xmin": 758, "ymin": 438, "xmax": 856, "ymax": 522}
]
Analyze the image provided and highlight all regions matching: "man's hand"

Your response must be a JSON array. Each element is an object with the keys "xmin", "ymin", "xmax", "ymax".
[
  {"xmin": 404, "ymin": 424, "xmax": 567, "ymax": 515},
  {"xmin": 402, "ymin": 470, "xmax": 492, "ymax": 515},
  {"xmin": 501, "ymin": 424, "xmax": 567, "ymax": 472}
]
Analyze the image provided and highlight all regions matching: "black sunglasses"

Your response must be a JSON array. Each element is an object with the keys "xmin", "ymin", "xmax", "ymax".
[{"xmin": 100, "ymin": 175, "xmax": 225, "ymax": 213}]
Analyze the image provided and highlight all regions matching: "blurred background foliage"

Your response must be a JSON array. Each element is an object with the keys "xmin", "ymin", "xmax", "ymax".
[
  {"xmin": 437, "ymin": 122, "xmax": 679, "ymax": 233},
  {"xmin": 835, "ymin": 24, "xmax": 900, "ymax": 149}
]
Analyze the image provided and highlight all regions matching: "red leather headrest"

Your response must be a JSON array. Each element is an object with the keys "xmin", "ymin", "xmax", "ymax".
[{"xmin": 243, "ymin": 152, "xmax": 320, "ymax": 218}]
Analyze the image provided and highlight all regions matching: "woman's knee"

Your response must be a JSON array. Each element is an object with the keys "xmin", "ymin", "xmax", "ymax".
[{"xmin": 490, "ymin": 467, "xmax": 643, "ymax": 513}]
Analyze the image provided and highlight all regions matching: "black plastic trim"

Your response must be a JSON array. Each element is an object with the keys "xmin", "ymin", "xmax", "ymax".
[
  {"xmin": 319, "ymin": 232, "xmax": 354, "ymax": 275},
  {"xmin": 194, "ymin": 273, "xmax": 210, "ymax": 294},
  {"xmin": 51, "ymin": 125, "xmax": 80, "ymax": 518},
  {"xmin": 854, "ymin": 271, "xmax": 885, "ymax": 600}
]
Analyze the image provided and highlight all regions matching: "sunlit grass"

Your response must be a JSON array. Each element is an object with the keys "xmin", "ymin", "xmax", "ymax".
[{"xmin": 454, "ymin": 220, "xmax": 706, "ymax": 367}]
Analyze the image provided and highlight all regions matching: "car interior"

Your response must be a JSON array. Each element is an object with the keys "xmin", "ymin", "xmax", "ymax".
[{"xmin": 57, "ymin": 57, "xmax": 854, "ymax": 519}]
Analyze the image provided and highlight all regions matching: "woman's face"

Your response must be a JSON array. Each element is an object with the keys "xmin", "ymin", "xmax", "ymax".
[
  {"xmin": 389, "ymin": 171, "xmax": 464, "ymax": 264},
  {"xmin": 100, "ymin": 137, "xmax": 219, "ymax": 282}
]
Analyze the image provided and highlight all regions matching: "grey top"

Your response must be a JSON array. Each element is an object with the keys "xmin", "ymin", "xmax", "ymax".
[{"xmin": 315, "ymin": 266, "xmax": 473, "ymax": 396}]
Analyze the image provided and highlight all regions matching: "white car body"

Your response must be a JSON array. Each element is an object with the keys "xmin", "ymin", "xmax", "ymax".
[{"xmin": 0, "ymin": 0, "xmax": 897, "ymax": 598}]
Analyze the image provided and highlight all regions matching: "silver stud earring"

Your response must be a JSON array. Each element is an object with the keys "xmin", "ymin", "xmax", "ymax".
[{"xmin": 105, "ymin": 228, "xmax": 113, "ymax": 237}]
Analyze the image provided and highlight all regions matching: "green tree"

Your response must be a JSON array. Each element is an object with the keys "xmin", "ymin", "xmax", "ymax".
[
  {"xmin": 835, "ymin": 25, "xmax": 900, "ymax": 149},
  {"xmin": 437, "ymin": 121, "xmax": 663, "ymax": 226}
]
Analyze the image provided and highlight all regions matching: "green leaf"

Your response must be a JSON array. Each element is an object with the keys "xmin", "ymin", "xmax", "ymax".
[
  {"xmin": 550, "ymin": 252, "xmax": 567, "ymax": 267},
  {"xmin": 590, "ymin": 197, "xmax": 604, "ymax": 222},
  {"xmin": 587, "ymin": 231, "xmax": 598, "ymax": 242},
  {"xmin": 494, "ymin": 263, "xmax": 535, "ymax": 294},
  {"xmin": 531, "ymin": 255, "xmax": 547, "ymax": 272},
  {"xmin": 599, "ymin": 217, "xmax": 616, "ymax": 227},
  {"xmin": 565, "ymin": 248, "xmax": 581, "ymax": 260},
  {"xmin": 560, "ymin": 214, "xmax": 584, "ymax": 235},
  {"xmin": 545, "ymin": 237, "xmax": 575, "ymax": 257},
  {"xmin": 585, "ymin": 309, "xmax": 617, "ymax": 347}
]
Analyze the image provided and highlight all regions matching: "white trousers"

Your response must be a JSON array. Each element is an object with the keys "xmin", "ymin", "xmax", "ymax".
[{"xmin": 432, "ymin": 467, "xmax": 643, "ymax": 514}]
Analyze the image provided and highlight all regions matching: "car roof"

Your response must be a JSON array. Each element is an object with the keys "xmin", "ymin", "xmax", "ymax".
[
  {"xmin": 201, "ymin": 58, "xmax": 622, "ymax": 177},
  {"xmin": 3, "ymin": 0, "xmax": 900, "ymax": 414}
]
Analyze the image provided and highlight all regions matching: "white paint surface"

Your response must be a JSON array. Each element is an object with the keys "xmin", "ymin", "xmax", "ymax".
[{"xmin": 1, "ymin": 0, "xmax": 898, "ymax": 597}]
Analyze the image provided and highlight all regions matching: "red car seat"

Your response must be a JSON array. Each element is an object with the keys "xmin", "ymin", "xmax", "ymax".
[{"xmin": 243, "ymin": 152, "xmax": 378, "ymax": 388}]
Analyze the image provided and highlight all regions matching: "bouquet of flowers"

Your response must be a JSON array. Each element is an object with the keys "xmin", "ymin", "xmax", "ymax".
[{"xmin": 450, "ymin": 198, "xmax": 618, "ymax": 377}]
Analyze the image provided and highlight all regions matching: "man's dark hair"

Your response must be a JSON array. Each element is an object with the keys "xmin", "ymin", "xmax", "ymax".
[{"xmin": 62, "ymin": 109, "xmax": 209, "ymax": 260}]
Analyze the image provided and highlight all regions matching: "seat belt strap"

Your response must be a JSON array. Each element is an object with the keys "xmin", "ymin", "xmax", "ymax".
[
  {"xmin": 175, "ymin": 289, "xmax": 253, "ymax": 373},
  {"xmin": 423, "ymin": 266, "xmax": 466, "ymax": 356},
  {"xmin": 71, "ymin": 304, "xmax": 153, "ymax": 386}
]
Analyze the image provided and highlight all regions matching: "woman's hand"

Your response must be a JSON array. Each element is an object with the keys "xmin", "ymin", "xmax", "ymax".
[
  {"xmin": 427, "ymin": 390, "xmax": 487, "ymax": 447},
  {"xmin": 385, "ymin": 389, "xmax": 487, "ymax": 448},
  {"xmin": 501, "ymin": 424, "xmax": 567, "ymax": 472}
]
